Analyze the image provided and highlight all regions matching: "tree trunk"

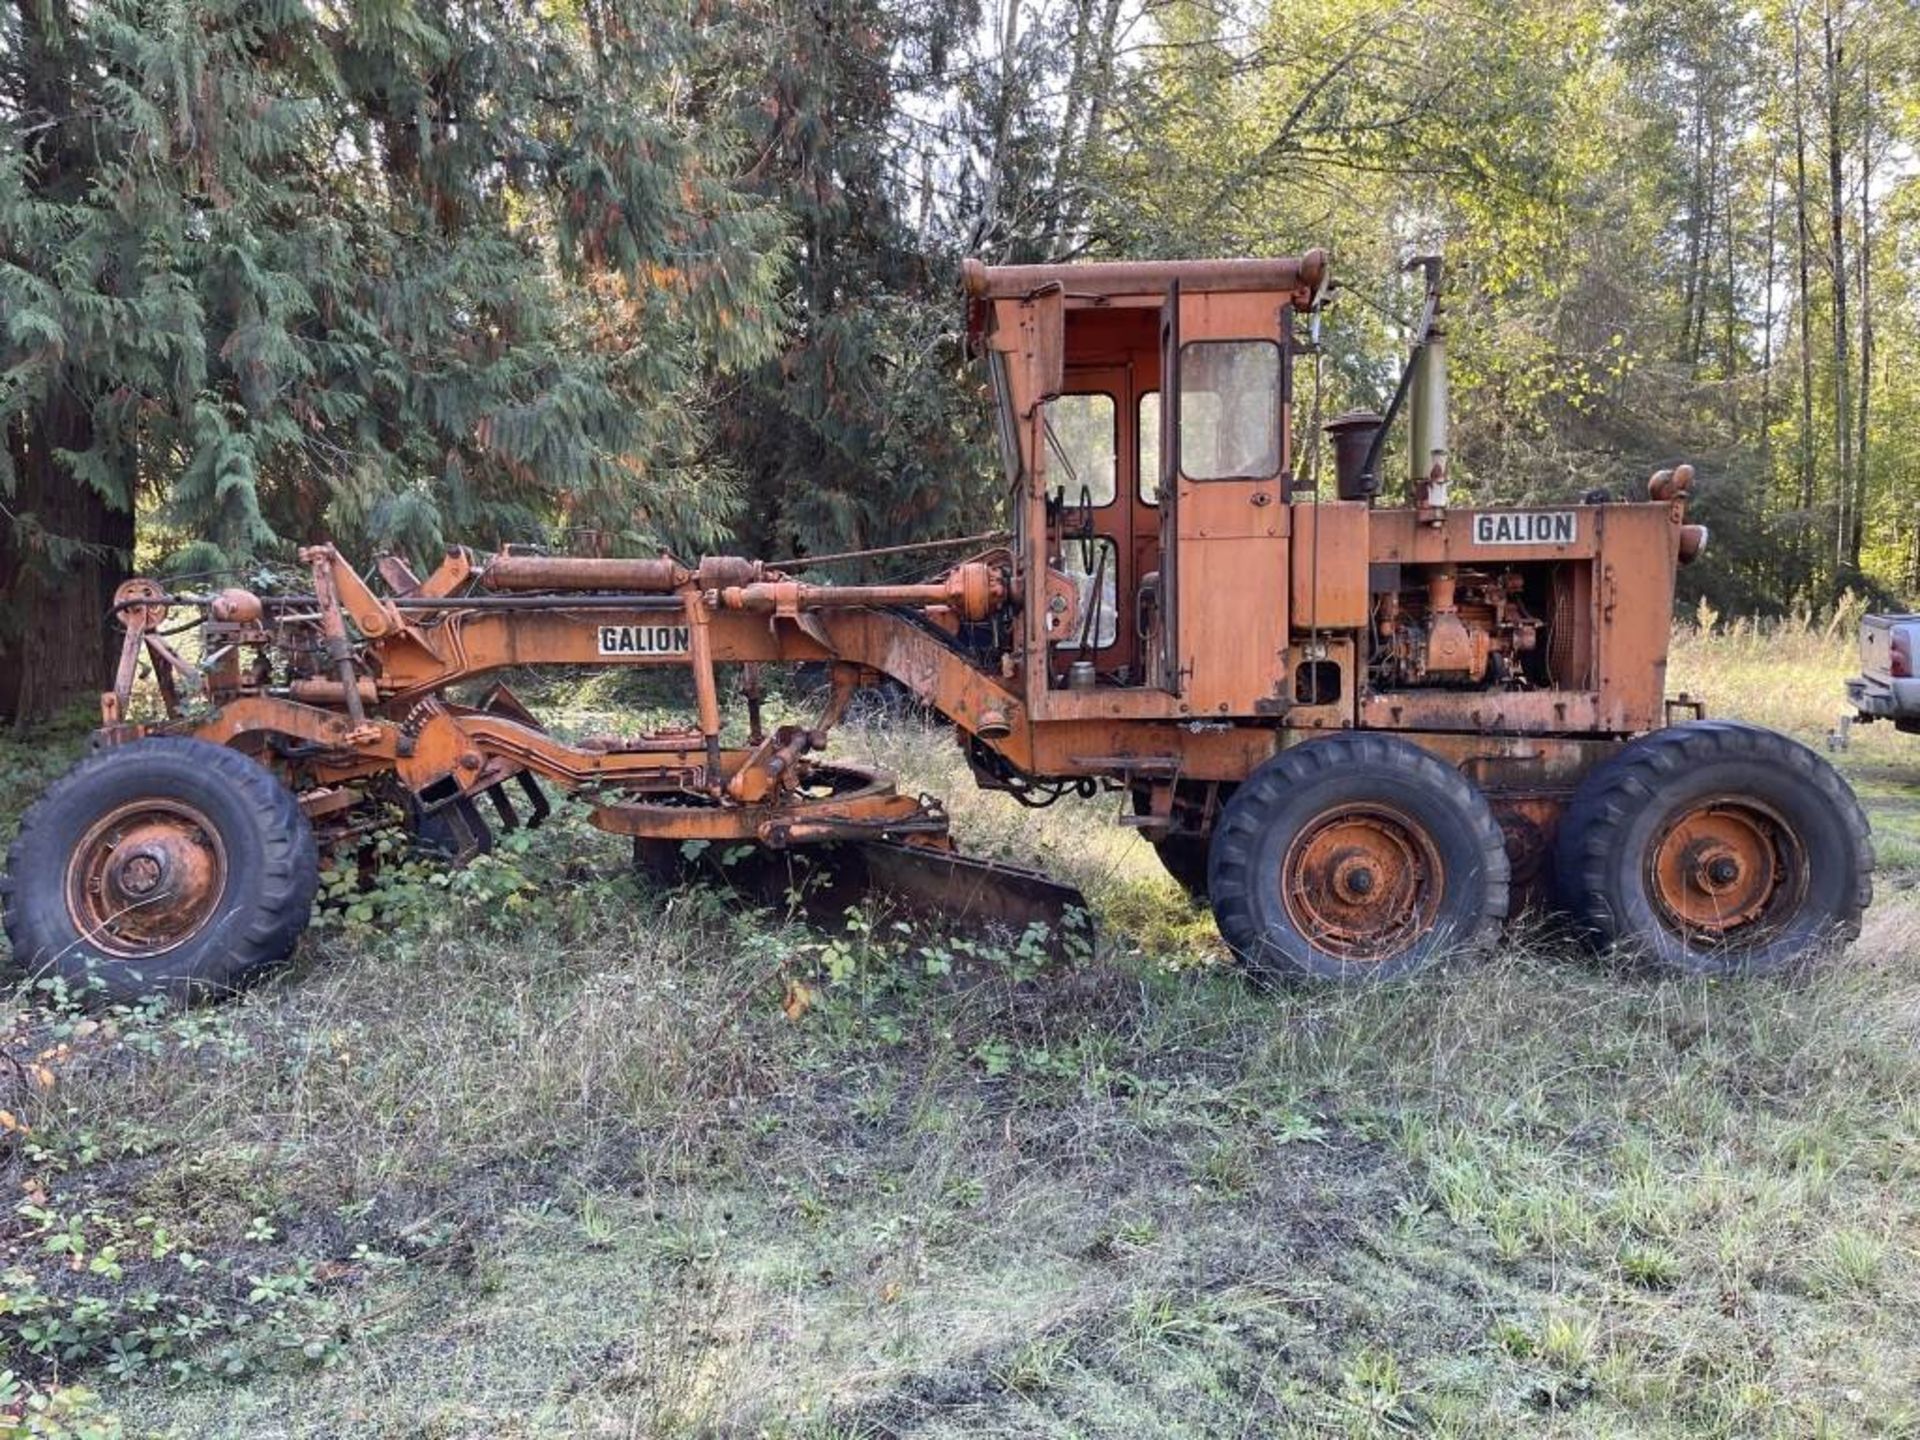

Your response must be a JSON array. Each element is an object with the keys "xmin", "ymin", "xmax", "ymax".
[
  {"xmin": 1792, "ymin": 9, "xmax": 1817, "ymax": 583},
  {"xmin": 974, "ymin": 0, "xmax": 1022, "ymax": 255},
  {"xmin": 1048, "ymin": 0, "xmax": 1096, "ymax": 253},
  {"xmin": 1057, "ymin": 0, "xmax": 1126, "ymax": 250},
  {"xmin": 1679, "ymin": 96, "xmax": 1706, "ymax": 362},
  {"xmin": 1823, "ymin": 0, "xmax": 1852, "ymax": 576},
  {"xmin": 1759, "ymin": 145, "xmax": 1778, "ymax": 473},
  {"xmin": 0, "ymin": 410, "xmax": 134, "ymax": 728},
  {"xmin": 1850, "ymin": 42, "xmax": 1872, "ymax": 575},
  {"xmin": 1721, "ymin": 124, "xmax": 1737, "ymax": 431},
  {"xmin": 1692, "ymin": 122, "xmax": 1718, "ymax": 369},
  {"xmin": 2, "ymin": 0, "xmax": 136, "ymax": 727}
]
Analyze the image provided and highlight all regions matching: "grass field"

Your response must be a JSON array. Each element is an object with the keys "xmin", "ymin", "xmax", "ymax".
[{"xmin": 2, "ymin": 617, "xmax": 1918, "ymax": 1438}]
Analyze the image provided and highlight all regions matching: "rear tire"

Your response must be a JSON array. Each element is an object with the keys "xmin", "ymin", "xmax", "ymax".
[
  {"xmin": 1554, "ymin": 720, "xmax": 1872, "ymax": 974},
  {"xmin": 2, "ymin": 738, "xmax": 318, "ymax": 1004},
  {"xmin": 1207, "ymin": 734, "xmax": 1510, "ymax": 982}
]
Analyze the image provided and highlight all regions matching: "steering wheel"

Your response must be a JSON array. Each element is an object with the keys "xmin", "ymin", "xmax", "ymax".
[{"xmin": 1069, "ymin": 483, "xmax": 1097, "ymax": 571}]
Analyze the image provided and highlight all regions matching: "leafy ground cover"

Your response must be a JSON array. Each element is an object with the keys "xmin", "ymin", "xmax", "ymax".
[{"xmin": 0, "ymin": 618, "xmax": 1916, "ymax": 1438}]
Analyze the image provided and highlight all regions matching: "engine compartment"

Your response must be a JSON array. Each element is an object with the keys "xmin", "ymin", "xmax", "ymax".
[{"xmin": 1368, "ymin": 564, "xmax": 1547, "ymax": 690}]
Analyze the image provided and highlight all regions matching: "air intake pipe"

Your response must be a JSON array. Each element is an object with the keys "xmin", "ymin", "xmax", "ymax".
[
  {"xmin": 1353, "ymin": 254, "xmax": 1449, "ymax": 510},
  {"xmin": 1407, "ymin": 261, "xmax": 1449, "ymax": 511}
]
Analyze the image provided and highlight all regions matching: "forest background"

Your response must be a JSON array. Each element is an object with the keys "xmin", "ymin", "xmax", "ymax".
[{"xmin": 3, "ymin": 0, "xmax": 1913, "ymax": 723}]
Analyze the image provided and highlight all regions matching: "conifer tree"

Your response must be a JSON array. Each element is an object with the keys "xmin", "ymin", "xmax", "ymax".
[
  {"xmin": 716, "ymin": 0, "xmax": 999, "ymax": 569},
  {"xmin": 1, "ymin": 0, "xmax": 783, "ymax": 724}
]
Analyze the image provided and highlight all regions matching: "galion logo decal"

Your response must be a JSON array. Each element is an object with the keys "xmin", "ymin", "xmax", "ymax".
[
  {"xmin": 1472, "ymin": 511, "xmax": 1577, "ymax": 546},
  {"xmin": 597, "ymin": 624, "xmax": 692, "ymax": 656}
]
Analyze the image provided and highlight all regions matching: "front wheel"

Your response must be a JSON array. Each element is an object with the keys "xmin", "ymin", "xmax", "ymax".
[
  {"xmin": 1207, "ymin": 734, "xmax": 1511, "ymax": 982},
  {"xmin": 1554, "ymin": 721, "xmax": 1872, "ymax": 974},
  {"xmin": 2, "ymin": 738, "xmax": 318, "ymax": 1004}
]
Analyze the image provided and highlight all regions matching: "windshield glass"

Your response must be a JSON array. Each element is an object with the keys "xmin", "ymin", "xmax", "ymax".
[
  {"xmin": 988, "ymin": 351, "xmax": 1022, "ymax": 487},
  {"xmin": 1041, "ymin": 393, "xmax": 1116, "ymax": 505}
]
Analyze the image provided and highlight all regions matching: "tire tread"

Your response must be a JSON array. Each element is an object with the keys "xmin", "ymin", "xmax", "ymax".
[
  {"xmin": 1554, "ymin": 720, "xmax": 1872, "ymax": 971},
  {"xmin": 1208, "ymin": 733, "xmax": 1510, "ymax": 982},
  {"xmin": 2, "ymin": 738, "xmax": 318, "ymax": 1001}
]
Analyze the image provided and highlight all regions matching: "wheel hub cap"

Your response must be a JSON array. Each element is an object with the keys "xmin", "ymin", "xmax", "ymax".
[
  {"xmin": 66, "ymin": 801, "xmax": 228, "ymax": 960},
  {"xmin": 117, "ymin": 851, "xmax": 165, "ymax": 896},
  {"xmin": 1281, "ymin": 806, "xmax": 1444, "ymax": 962},
  {"xmin": 1648, "ymin": 800, "xmax": 1801, "ymax": 939}
]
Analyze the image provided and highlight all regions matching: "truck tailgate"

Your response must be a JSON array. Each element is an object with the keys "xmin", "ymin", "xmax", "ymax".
[{"xmin": 1859, "ymin": 613, "xmax": 1908, "ymax": 681}]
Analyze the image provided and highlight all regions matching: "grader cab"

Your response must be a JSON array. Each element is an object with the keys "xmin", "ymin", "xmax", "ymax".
[{"xmin": 2, "ymin": 251, "xmax": 1873, "ymax": 1002}]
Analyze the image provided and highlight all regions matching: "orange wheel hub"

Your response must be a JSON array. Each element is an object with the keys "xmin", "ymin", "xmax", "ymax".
[
  {"xmin": 1647, "ymin": 799, "xmax": 1802, "ymax": 939},
  {"xmin": 111, "ymin": 578, "xmax": 170, "ymax": 630},
  {"xmin": 1280, "ymin": 805, "xmax": 1443, "ymax": 962},
  {"xmin": 65, "ymin": 800, "xmax": 228, "ymax": 959}
]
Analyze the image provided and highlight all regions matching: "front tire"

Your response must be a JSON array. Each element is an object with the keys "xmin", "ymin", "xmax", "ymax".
[
  {"xmin": 2, "ymin": 738, "xmax": 318, "ymax": 1004},
  {"xmin": 1207, "ymin": 734, "xmax": 1510, "ymax": 982},
  {"xmin": 1554, "ymin": 721, "xmax": 1872, "ymax": 974}
]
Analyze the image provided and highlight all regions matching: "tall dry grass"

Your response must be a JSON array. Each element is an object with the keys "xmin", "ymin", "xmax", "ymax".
[{"xmin": 1667, "ymin": 592, "xmax": 1880, "ymax": 746}]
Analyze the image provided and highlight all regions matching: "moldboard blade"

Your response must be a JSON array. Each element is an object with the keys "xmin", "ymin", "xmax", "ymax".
[
  {"xmin": 852, "ymin": 841, "xmax": 1094, "ymax": 957},
  {"xmin": 638, "ymin": 839, "xmax": 1094, "ymax": 960}
]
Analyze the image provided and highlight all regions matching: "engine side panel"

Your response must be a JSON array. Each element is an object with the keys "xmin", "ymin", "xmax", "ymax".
[{"xmin": 1359, "ymin": 502, "xmax": 1680, "ymax": 736}]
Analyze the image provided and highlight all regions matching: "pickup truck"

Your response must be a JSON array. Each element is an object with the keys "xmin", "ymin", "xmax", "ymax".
[{"xmin": 1847, "ymin": 613, "xmax": 1920, "ymax": 732}]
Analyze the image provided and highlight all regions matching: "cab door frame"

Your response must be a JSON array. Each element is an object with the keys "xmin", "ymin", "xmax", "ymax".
[{"xmin": 1166, "ymin": 291, "xmax": 1295, "ymax": 716}]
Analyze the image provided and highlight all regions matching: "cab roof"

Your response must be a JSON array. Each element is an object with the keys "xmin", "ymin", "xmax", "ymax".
[{"xmin": 960, "ymin": 251, "xmax": 1328, "ymax": 303}]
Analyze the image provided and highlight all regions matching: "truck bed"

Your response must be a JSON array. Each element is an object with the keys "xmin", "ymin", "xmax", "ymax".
[{"xmin": 1848, "ymin": 613, "xmax": 1920, "ymax": 728}]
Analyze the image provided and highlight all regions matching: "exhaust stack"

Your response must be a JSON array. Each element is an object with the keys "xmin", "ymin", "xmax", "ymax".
[{"xmin": 1407, "ymin": 255, "xmax": 1449, "ymax": 512}]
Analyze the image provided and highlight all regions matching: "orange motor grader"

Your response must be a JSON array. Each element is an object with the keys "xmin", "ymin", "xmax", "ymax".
[{"xmin": 1, "ymin": 252, "xmax": 1873, "ymax": 1002}]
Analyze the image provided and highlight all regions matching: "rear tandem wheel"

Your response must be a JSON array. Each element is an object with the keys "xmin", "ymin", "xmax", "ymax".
[{"xmin": 1554, "ymin": 720, "xmax": 1872, "ymax": 974}]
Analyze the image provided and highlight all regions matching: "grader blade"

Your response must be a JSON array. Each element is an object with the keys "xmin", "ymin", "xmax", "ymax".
[
  {"xmin": 851, "ymin": 841, "xmax": 1093, "ymax": 955},
  {"xmin": 651, "ymin": 839, "xmax": 1092, "ymax": 958}
]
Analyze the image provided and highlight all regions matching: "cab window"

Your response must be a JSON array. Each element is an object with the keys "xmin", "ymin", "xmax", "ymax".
[
  {"xmin": 1053, "ymin": 537, "xmax": 1119, "ymax": 649},
  {"xmin": 1179, "ymin": 341, "xmax": 1281, "ymax": 480},
  {"xmin": 1042, "ymin": 393, "xmax": 1116, "ymax": 505},
  {"xmin": 1139, "ymin": 391, "xmax": 1161, "ymax": 503},
  {"xmin": 988, "ymin": 351, "xmax": 1022, "ymax": 486}
]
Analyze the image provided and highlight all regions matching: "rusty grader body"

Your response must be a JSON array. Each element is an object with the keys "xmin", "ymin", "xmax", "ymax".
[{"xmin": 1, "ymin": 252, "xmax": 1874, "ymax": 1001}]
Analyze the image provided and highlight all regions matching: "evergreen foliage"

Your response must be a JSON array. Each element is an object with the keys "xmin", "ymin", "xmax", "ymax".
[
  {"xmin": 2, "ymin": 0, "xmax": 784, "ymax": 719},
  {"xmin": 5, "ymin": 0, "xmax": 1920, "ymax": 720},
  {"xmin": 714, "ymin": 0, "xmax": 997, "ymax": 568}
]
